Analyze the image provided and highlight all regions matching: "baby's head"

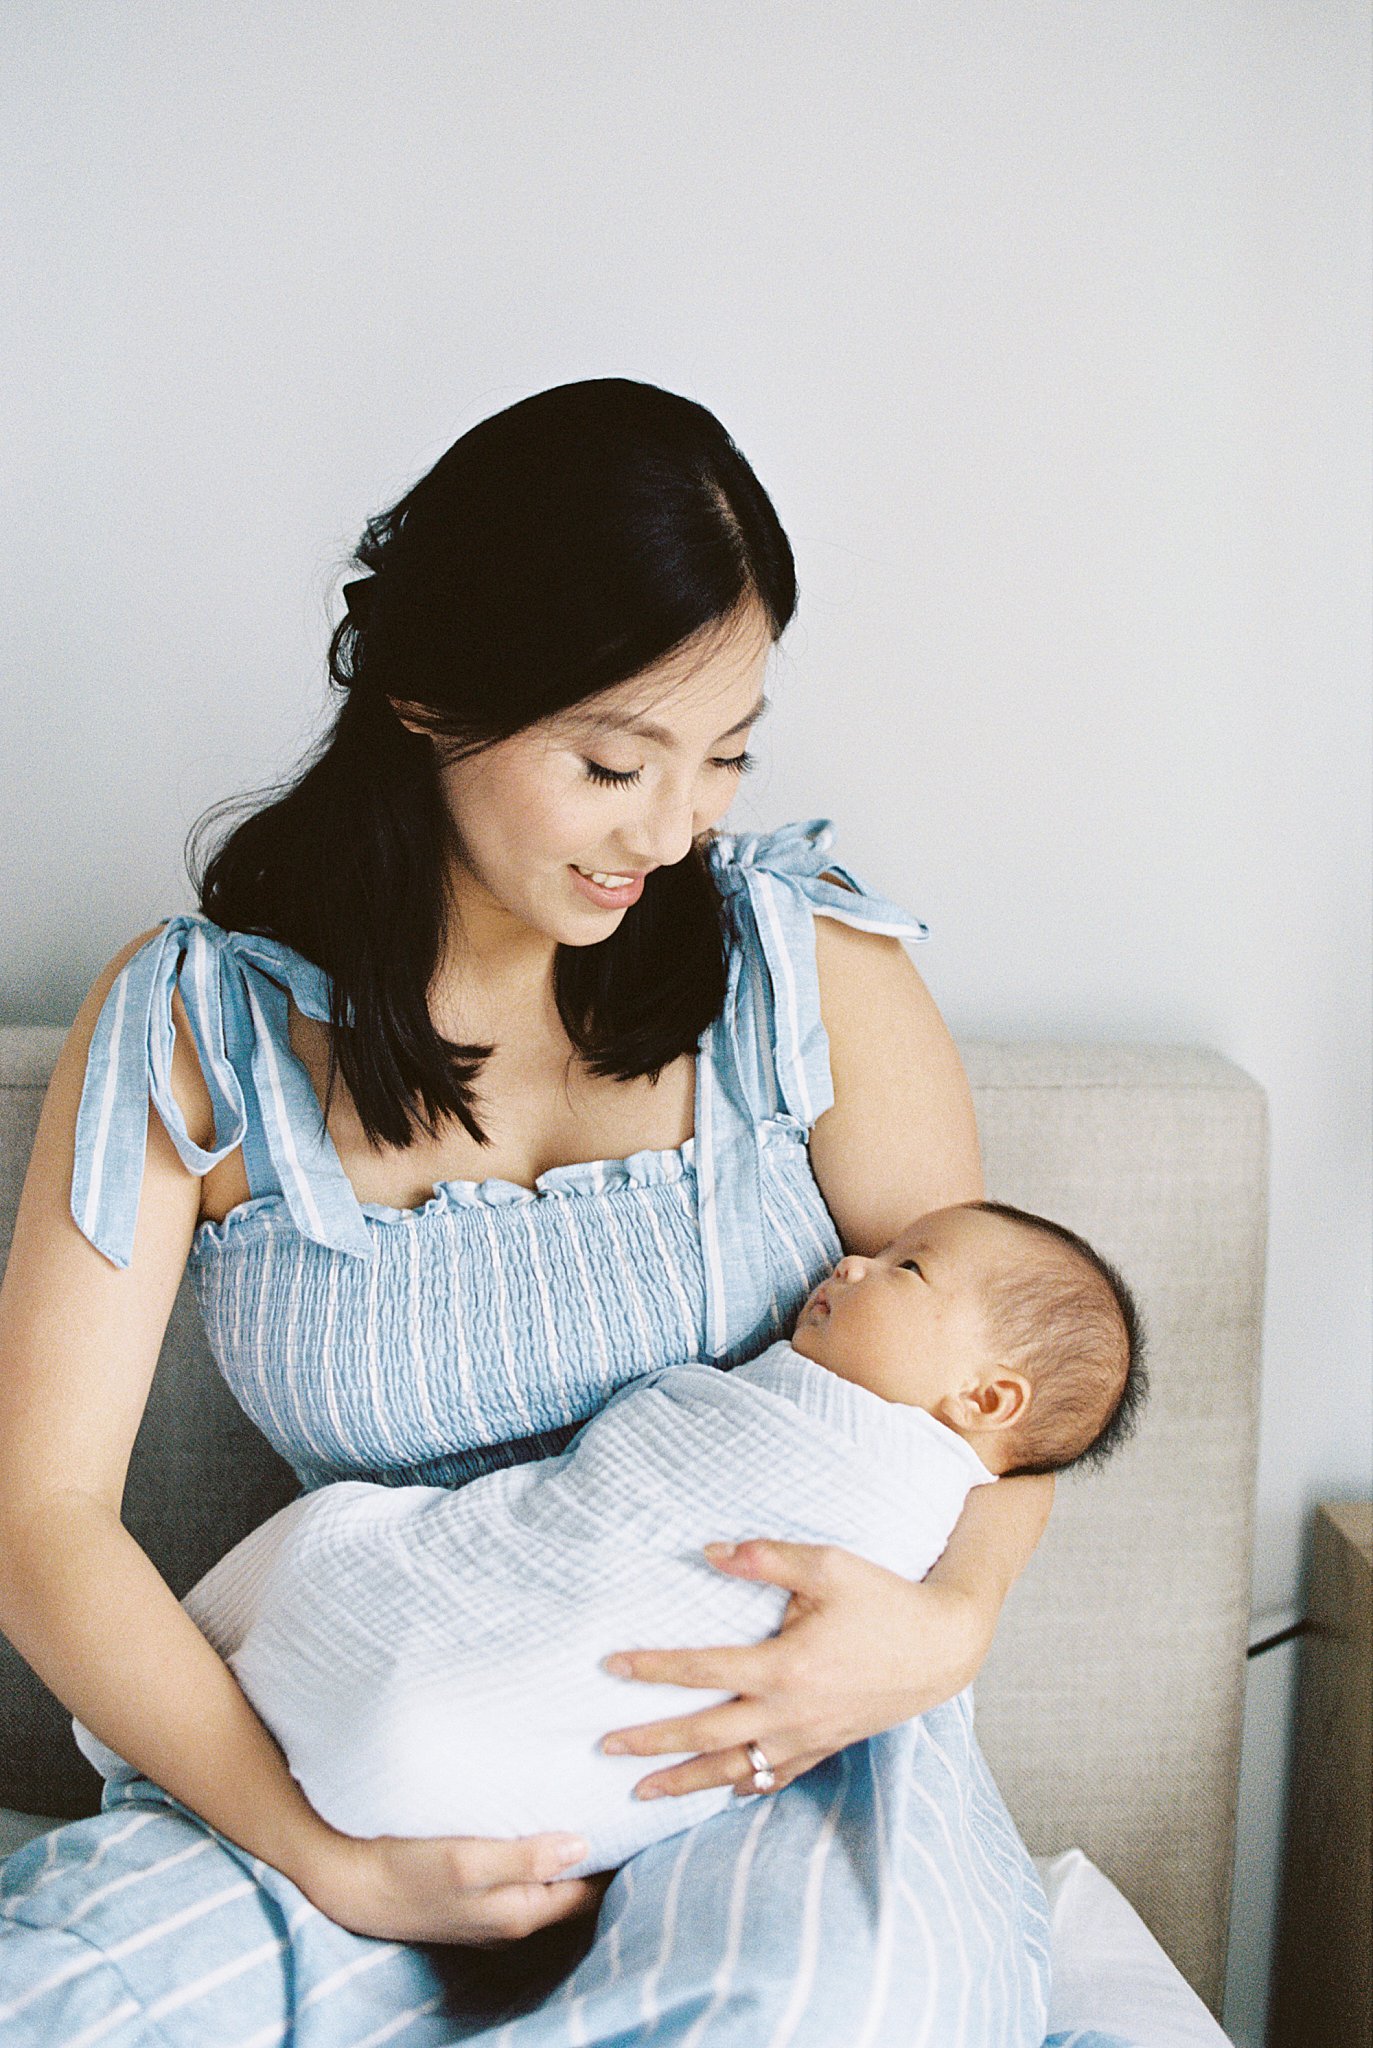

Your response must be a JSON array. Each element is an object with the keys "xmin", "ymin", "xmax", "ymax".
[{"xmin": 789, "ymin": 1201, "xmax": 1146, "ymax": 1477}]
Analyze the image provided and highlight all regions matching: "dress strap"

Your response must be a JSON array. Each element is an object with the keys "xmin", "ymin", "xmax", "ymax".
[
  {"xmin": 695, "ymin": 818, "xmax": 928, "ymax": 1361},
  {"xmin": 70, "ymin": 915, "xmax": 375, "ymax": 1270}
]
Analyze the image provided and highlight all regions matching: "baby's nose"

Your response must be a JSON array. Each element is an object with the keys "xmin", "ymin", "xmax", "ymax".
[{"xmin": 834, "ymin": 1254, "xmax": 868, "ymax": 1283}]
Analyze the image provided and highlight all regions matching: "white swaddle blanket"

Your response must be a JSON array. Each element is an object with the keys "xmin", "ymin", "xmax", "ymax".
[{"xmin": 74, "ymin": 1341, "xmax": 994, "ymax": 1875}]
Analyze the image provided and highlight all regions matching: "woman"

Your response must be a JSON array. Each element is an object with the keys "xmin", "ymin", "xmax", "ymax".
[{"xmin": 0, "ymin": 378, "xmax": 1053, "ymax": 2044}]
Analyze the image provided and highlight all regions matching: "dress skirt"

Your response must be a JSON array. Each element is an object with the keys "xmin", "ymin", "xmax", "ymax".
[{"xmin": 0, "ymin": 1692, "xmax": 1049, "ymax": 2047}]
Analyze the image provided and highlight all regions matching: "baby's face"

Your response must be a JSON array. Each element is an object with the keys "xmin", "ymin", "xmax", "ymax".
[{"xmin": 790, "ymin": 1205, "xmax": 1020, "ymax": 1414}]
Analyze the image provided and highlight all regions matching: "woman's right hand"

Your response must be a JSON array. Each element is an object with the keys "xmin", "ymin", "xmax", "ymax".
[{"xmin": 304, "ymin": 1827, "xmax": 611, "ymax": 1946}]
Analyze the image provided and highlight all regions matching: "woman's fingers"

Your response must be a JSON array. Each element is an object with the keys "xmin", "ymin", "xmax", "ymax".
[
  {"xmin": 310, "ymin": 1830, "xmax": 602, "ymax": 1946},
  {"xmin": 602, "ymin": 1640, "xmax": 769, "ymax": 1692},
  {"xmin": 475, "ymin": 1872, "xmax": 611, "ymax": 1944},
  {"xmin": 633, "ymin": 1738, "xmax": 826, "ymax": 1804},
  {"xmin": 601, "ymin": 1695, "xmax": 764, "ymax": 1760},
  {"xmin": 439, "ymin": 1830, "xmax": 590, "ymax": 1892}
]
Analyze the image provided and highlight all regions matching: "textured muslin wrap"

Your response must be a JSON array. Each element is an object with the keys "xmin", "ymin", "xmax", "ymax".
[{"xmin": 75, "ymin": 1340, "xmax": 993, "ymax": 1875}]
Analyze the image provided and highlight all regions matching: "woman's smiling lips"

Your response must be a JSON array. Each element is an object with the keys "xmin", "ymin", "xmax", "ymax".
[{"xmin": 568, "ymin": 865, "xmax": 652, "ymax": 909}]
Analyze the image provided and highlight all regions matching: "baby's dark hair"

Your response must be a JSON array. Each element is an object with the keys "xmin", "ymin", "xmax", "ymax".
[{"xmin": 965, "ymin": 1201, "xmax": 1148, "ymax": 1479}]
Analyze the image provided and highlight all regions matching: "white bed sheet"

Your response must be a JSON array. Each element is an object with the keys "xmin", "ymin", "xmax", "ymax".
[{"xmin": 1035, "ymin": 1850, "xmax": 1234, "ymax": 2046}]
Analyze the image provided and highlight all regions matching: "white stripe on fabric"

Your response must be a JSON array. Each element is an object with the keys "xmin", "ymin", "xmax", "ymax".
[
  {"xmin": 813, "ymin": 908, "xmax": 929, "ymax": 940},
  {"xmin": 0, "ymin": 1811, "xmax": 161, "ymax": 1911},
  {"xmin": 696, "ymin": 1049, "xmax": 728, "ymax": 1359},
  {"xmin": 53, "ymin": 2000, "xmax": 142, "ymax": 2048},
  {"xmin": 64, "ymin": 1835, "xmax": 214, "ymax": 1925},
  {"xmin": 750, "ymin": 873, "xmax": 814, "ymax": 1127},
  {"xmin": 321, "ymin": 1256, "xmax": 357, "ymax": 1464},
  {"xmin": 637, "ymin": 1827, "xmax": 696, "ymax": 2032},
  {"xmin": 478, "ymin": 1208, "xmax": 535, "ymax": 1433},
  {"xmin": 851, "ymin": 1752, "xmax": 895, "ymax": 2048},
  {"xmin": 251, "ymin": 1215, "xmax": 292, "ymax": 1450},
  {"xmin": 222, "ymin": 2023, "xmax": 289, "ymax": 2048},
  {"xmin": 921, "ymin": 1721, "xmax": 1019, "ymax": 2027},
  {"xmin": 909, "ymin": 1765, "xmax": 997, "ymax": 2040},
  {"xmin": 405, "ymin": 1221, "xmax": 444, "ymax": 1442},
  {"xmin": 559, "ymin": 1204, "xmax": 614, "ymax": 1394},
  {"xmin": 143, "ymin": 1935, "xmax": 287, "ymax": 2021},
  {"xmin": 243, "ymin": 977, "xmax": 331, "ymax": 1245},
  {"xmin": 102, "ymin": 1878, "xmax": 257, "ymax": 1962},
  {"xmin": 440, "ymin": 1208, "xmax": 480, "ymax": 1431},
  {"xmin": 521, "ymin": 1210, "xmax": 568, "ymax": 1406},
  {"xmin": 762, "ymin": 1754, "xmax": 850, "ymax": 2048},
  {"xmin": 678, "ymin": 1794, "xmax": 777, "ymax": 2048},
  {"xmin": 287, "ymin": 1896, "xmax": 321, "ymax": 1937},
  {"xmin": 901, "ymin": 1823, "xmax": 970, "ymax": 2046},
  {"xmin": 636, "ymin": 1188, "xmax": 698, "ymax": 1359},
  {"xmin": 942, "ymin": 1720, "xmax": 1036, "ymax": 2023},
  {"xmin": 233, "ymin": 1241, "xmax": 247, "ymax": 1373},
  {"xmin": 0, "ymin": 1875, "xmax": 263, "ymax": 2021},
  {"xmin": 0, "ymin": 1945, "xmax": 103, "ymax": 2025},
  {"xmin": 365, "ymin": 1236, "xmax": 384, "ymax": 1446},
  {"xmin": 282, "ymin": 1234, "xmax": 331, "ymax": 1468},
  {"xmin": 767, "ymin": 1165, "xmax": 836, "ymax": 1276},
  {"xmin": 894, "ymin": 1867, "xmax": 941, "ymax": 2048},
  {"xmin": 343, "ymin": 1995, "xmax": 446, "ymax": 2048},
  {"xmin": 759, "ymin": 1189, "xmax": 813, "ymax": 1298},
  {"xmin": 605, "ymin": 1854, "xmax": 633, "ymax": 1986},
  {"xmin": 600, "ymin": 1201, "xmax": 654, "ymax": 1362},
  {"xmin": 79, "ymin": 967, "xmax": 129, "ymax": 1244},
  {"xmin": 297, "ymin": 1938, "xmax": 404, "ymax": 2011},
  {"xmin": 743, "ymin": 944, "xmax": 781, "ymax": 1119}
]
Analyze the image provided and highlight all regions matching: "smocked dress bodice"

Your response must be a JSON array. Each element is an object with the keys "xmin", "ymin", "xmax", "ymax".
[{"xmin": 70, "ymin": 819, "xmax": 928, "ymax": 1492}]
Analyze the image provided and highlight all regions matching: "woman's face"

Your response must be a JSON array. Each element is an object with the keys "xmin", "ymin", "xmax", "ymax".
[{"xmin": 401, "ymin": 606, "xmax": 775, "ymax": 968}]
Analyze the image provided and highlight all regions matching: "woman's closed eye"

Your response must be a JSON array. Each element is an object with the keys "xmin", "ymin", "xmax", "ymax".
[{"xmin": 583, "ymin": 752, "xmax": 757, "ymax": 789}]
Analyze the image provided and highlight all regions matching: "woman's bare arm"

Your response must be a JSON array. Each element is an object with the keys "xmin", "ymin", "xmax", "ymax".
[
  {"xmin": 0, "ymin": 936, "xmax": 600, "ymax": 1941},
  {"xmin": 807, "ymin": 911, "xmax": 1054, "ymax": 1665},
  {"xmin": 0, "ymin": 931, "xmax": 348, "ymax": 1882}
]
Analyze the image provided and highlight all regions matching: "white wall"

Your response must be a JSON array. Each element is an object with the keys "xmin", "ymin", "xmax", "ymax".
[{"xmin": 3, "ymin": 3, "xmax": 1369, "ymax": 2032}]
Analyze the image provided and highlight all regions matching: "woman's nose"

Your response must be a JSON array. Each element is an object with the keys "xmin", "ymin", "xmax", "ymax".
[{"xmin": 629, "ymin": 792, "xmax": 700, "ymax": 870}]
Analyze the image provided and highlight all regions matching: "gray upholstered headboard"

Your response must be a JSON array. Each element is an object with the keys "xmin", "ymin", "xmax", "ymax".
[{"xmin": 0, "ymin": 1028, "xmax": 1265, "ymax": 2017}]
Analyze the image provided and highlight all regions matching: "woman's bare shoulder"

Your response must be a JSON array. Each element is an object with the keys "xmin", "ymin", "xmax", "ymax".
[{"xmin": 809, "ymin": 913, "xmax": 982, "ymax": 1253}]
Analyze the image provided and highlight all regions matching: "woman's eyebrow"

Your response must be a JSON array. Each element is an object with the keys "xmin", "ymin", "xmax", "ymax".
[{"xmin": 569, "ymin": 694, "xmax": 770, "ymax": 749}]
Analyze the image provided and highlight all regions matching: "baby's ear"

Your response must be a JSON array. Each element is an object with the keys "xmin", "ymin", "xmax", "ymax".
[{"xmin": 941, "ymin": 1373, "xmax": 1032, "ymax": 1435}]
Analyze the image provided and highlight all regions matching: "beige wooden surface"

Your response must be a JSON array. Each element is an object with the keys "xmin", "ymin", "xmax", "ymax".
[{"xmin": 1270, "ymin": 1500, "xmax": 1373, "ymax": 2048}]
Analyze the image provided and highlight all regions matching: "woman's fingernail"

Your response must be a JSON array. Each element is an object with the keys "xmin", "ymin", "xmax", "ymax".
[
  {"xmin": 552, "ymin": 1836, "xmax": 589, "ymax": 1860},
  {"xmin": 603, "ymin": 1654, "xmax": 631, "ymax": 1677},
  {"xmin": 635, "ymin": 1782, "xmax": 662, "ymax": 1801},
  {"xmin": 601, "ymin": 1736, "xmax": 627, "ymax": 1755},
  {"xmin": 704, "ymin": 1542, "xmax": 737, "ymax": 1560}
]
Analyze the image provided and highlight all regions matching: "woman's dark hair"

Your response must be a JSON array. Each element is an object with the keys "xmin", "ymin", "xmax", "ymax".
[{"xmin": 187, "ymin": 379, "xmax": 797, "ymax": 1152}]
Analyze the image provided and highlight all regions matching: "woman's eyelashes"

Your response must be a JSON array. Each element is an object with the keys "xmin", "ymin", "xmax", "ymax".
[{"xmin": 582, "ymin": 752, "xmax": 757, "ymax": 789}]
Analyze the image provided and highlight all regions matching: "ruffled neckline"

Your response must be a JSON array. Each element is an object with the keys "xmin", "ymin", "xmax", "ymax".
[{"xmin": 191, "ymin": 1133, "xmax": 699, "ymax": 1249}]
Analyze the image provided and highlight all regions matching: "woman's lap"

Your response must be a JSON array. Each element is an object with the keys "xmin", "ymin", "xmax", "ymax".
[{"xmin": 0, "ymin": 1696, "xmax": 1049, "ymax": 2048}]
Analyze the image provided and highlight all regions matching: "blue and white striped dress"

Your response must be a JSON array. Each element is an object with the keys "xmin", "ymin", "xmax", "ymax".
[{"xmin": 0, "ymin": 817, "xmax": 1053, "ymax": 2047}]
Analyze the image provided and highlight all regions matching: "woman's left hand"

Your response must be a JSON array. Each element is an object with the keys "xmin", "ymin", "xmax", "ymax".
[{"xmin": 597, "ymin": 1539, "xmax": 993, "ymax": 1801}]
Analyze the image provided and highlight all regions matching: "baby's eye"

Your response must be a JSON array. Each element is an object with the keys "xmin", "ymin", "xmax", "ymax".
[{"xmin": 898, "ymin": 1259, "xmax": 924, "ymax": 1278}]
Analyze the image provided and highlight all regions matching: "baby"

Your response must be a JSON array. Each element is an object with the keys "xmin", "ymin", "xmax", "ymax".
[{"xmin": 73, "ymin": 1199, "xmax": 1146, "ymax": 1876}]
